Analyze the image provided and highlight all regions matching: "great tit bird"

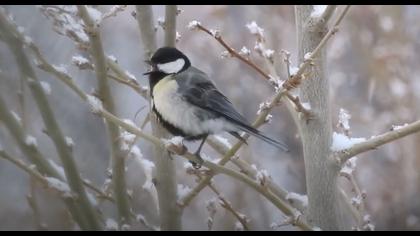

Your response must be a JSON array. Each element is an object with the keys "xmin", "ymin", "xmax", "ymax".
[{"xmin": 145, "ymin": 47, "xmax": 289, "ymax": 167}]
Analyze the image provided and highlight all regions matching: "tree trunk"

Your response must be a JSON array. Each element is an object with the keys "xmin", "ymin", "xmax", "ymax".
[{"xmin": 295, "ymin": 6, "xmax": 344, "ymax": 230}]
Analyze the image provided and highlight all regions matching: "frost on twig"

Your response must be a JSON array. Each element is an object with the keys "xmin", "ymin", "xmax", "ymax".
[
  {"xmin": 72, "ymin": 55, "xmax": 93, "ymax": 70},
  {"xmin": 177, "ymin": 184, "xmax": 191, "ymax": 200},
  {"xmin": 187, "ymin": 20, "xmax": 201, "ymax": 30},
  {"xmin": 238, "ymin": 46, "xmax": 251, "ymax": 57},
  {"xmin": 246, "ymin": 21, "xmax": 264, "ymax": 39},
  {"xmin": 286, "ymin": 192, "xmax": 308, "ymax": 209},
  {"xmin": 100, "ymin": 5, "xmax": 126, "ymax": 22},
  {"xmin": 25, "ymin": 135, "xmax": 38, "ymax": 147},
  {"xmin": 40, "ymin": 81, "xmax": 51, "ymax": 95},
  {"xmin": 39, "ymin": 5, "xmax": 89, "ymax": 49},
  {"xmin": 331, "ymin": 132, "xmax": 366, "ymax": 152},
  {"xmin": 65, "ymin": 136, "xmax": 74, "ymax": 148},
  {"xmin": 85, "ymin": 6, "xmax": 102, "ymax": 24},
  {"xmin": 206, "ymin": 197, "xmax": 218, "ymax": 230},
  {"xmin": 44, "ymin": 177, "xmax": 75, "ymax": 198},
  {"xmin": 105, "ymin": 218, "xmax": 118, "ymax": 231},
  {"xmin": 338, "ymin": 108, "xmax": 351, "ymax": 136},
  {"xmin": 86, "ymin": 94, "xmax": 103, "ymax": 114},
  {"xmin": 162, "ymin": 136, "xmax": 186, "ymax": 155},
  {"xmin": 135, "ymin": 214, "xmax": 160, "ymax": 231},
  {"xmin": 256, "ymin": 168, "xmax": 271, "ymax": 187}
]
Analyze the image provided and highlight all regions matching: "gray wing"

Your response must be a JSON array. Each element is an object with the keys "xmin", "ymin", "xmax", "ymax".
[
  {"xmin": 176, "ymin": 67, "xmax": 250, "ymax": 126},
  {"xmin": 175, "ymin": 67, "xmax": 289, "ymax": 152}
]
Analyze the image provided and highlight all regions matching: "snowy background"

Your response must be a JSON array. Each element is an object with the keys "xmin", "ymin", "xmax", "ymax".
[{"xmin": 1, "ymin": 5, "xmax": 420, "ymax": 230}]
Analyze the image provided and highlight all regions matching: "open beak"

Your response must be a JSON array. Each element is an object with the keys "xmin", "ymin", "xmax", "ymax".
[{"xmin": 143, "ymin": 60, "xmax": 154, "ymax": 75}]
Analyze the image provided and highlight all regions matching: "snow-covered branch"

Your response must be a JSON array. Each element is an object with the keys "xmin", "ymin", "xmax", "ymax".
[{"xmin": 336, "ymin": 119, "xmax": 420, "ymax": 165}]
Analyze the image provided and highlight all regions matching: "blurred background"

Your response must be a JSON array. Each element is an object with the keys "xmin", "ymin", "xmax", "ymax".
[{"xmin": 0, "ymin": 5, "xmax": 419, "ymax": 230}]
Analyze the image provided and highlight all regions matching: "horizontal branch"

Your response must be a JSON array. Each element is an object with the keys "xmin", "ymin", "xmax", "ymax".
[{"xmin": 337, "ymin": 119, "xmax": 420, "ymax": 165}]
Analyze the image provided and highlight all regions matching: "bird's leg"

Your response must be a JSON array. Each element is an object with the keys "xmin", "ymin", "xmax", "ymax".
[{"xmin": 190, "ymin": 135, "xmax": 208, "ymax": 169}]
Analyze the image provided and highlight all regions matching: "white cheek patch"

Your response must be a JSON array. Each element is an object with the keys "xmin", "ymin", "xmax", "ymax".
[{"xmin": 157, "ymin": 58, "xmax": 185, "ymax": 74}]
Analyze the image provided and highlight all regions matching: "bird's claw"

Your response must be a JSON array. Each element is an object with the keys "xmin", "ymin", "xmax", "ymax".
[{"xmin": 190, "ymin": 153, "xmax": 204, "ymax": 169}]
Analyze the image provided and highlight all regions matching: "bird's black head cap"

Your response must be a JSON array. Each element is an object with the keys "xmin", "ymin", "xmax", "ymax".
[{"xmin": 145, "ymin": 47, "xmax": 191, "ymax": 75}]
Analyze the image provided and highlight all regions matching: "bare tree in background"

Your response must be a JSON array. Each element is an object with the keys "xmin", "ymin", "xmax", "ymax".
[{"xmin": 0, "ymin": 5, "xmax": 420, "ymax": 231}]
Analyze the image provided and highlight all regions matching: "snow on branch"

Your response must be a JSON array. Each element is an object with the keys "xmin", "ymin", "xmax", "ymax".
[{"xmin": 336, "ymin": 119, "xmax": 420, "ymax": 165}]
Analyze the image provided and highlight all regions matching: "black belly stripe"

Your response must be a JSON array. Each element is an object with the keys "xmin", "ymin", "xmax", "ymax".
[{"xmin": 152, "ymin": 105, "xmax": 207, "ymax": 141}]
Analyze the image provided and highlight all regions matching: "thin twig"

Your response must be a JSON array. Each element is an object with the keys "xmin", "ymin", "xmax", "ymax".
[
  {"xmin": 207, "ymin": 181, "xmax": 250, "ymax": 230},
  {"xmin": 195, "ymin": 24, "xmax": 271, "ymax": 79}
]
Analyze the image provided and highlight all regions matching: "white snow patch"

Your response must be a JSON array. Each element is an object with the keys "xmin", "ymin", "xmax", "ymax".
[
  {"xmin": 86, "ymin": 6, "xmax": 102, "ymax": 22},
  {"xmin": 265, "ymin": 114, "xmax": 273, "ymax": 123},
  {"xmin": 286, "ymin": 192, "xmax": 308, "ymax": 208},
  {"xmin": 220, "ymin": 50, "xmax": 231, "ymax": 59},
  {"xmin": 122, "ymin": 119, "xmax": 137, "ymax": 128},
  {"xmin": 163, "ymin": 136, "xmax": 184, "ymax": 148},
  {"xmin": 25, "ymin": 135, "xmax": 38, "ymax": 147},
  {"xmin": 239, "ymin": 46, "xmax": 251, "ymax": 56},
  {"xmin": 256, "ymin": 169, "xmax": 270, "ymax": 185},
  {"xmin": 105, "ymin": 218, "xmax": 118, "ymax": 230},
  {"xmin": 234, "ymin": 221, "xmax": 244, "ymax": 231},
  {"xmin": 209, "ymin": 29, "xmax": 220, "ymax": 38},
  {"xmin": 86, "ymin": 95, "xmax": 103, "ymax": 113},
  {"xmin": 52, "ymin": 64, "xmax": 68, "ymax": 75},
  {"xmin": 124, "ymin": 71, "xmax": 137, "ymax": 81},
  {"xmin": 246, "ymin": 21, "xmax": 264, "ymax": 37},
  {"xmin": 289, "ymin": 66, "xmax": 299, "ymax": 76},
  {"xmin": 45, "ymin": 177, "xmax": 73, "ymax": 197},
  {"xmin": 304, "ymin": 52, "xmax": 312, "ymax": 60},
  {"xmin": 176, "ymin": 31, "xmax": 181, "ymax": 42},
  {"xmin": 213, "ymin": 135, "xmax": 232, "ymax": 149},
  {"xmin": 48, "ymin": 159, "xmax": 66, "ymax": 180},
  {"xmin": 187, "ymin": 20, "xmax": 201, "ymax": 30},
  {"xmin": 65, "ymin": 136, "xmax": 74, "ymax": 148},
  {"xmin": 257, "ymin": 101, "xmax": 270, "ymax": 115},
  {"xmin": 130, "ymin": 146, "xmax": 155, "ymax": 192},
  {"xmin": 262, "ymin": 49, "xmax": 275, "ymax": 59},
  {"xmin": 72, "ymin": 55, "xmax": 91, "ymax": 69},
  {"xmin": 338, "ymin": 108, "xmax": 351, "ymax": 130},
  {"xmin": 107, "ymin": 55, "xmax": 117, "ymax": 62},
  {"xmin": 10, "ymin": 111, "xmax": 22, "ymax": 124},
  {"xmin": 340, "ymin": 156, "xmax": 357, "ymax": 177},
  {"xmin": 311, "ymin": 5, "xmax": 327, "ymax": 18},
  {"xmin": 331, "ymin": 132, "xmax": 366, "ymax": 151},
  {"xmin": 301, "ymin": 102, "xmax": 311, "ymax": 110},
  {"xmin": 392, "ymin": 123, "xmax": 408, "ymax": 131},
  {"xmin": 87, "ymin": 192, "xmax": 98, "ymax": 207},
  {"xmin": 177, "ymin": 184, "xmax": 191, "ymax": 199},
  {"xmin": 40, "ymin": 81, "xmax": 51, "ymax": 95},
  {"xmin": 157, "ymin": 17, "xmax": 165, "ymax": 27}
]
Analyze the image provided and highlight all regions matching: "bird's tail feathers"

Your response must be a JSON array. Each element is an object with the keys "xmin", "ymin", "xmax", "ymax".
[{"xmin": 237, "ymin": 125, "xmax": 289, "ymax": 152}]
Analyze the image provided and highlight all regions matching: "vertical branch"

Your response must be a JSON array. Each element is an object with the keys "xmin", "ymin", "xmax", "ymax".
[
  {"xmin": 135, "ymin": 6, "xmax": 157, "ymax": 58},
  {"xmin": 294, "ymin": 6, "xmax": 349, "ymax": 230},
  {"xmin": 135, "ymin": 5, "xmax": 182, "ymax": 230},
  {"xmin": 77, "ymin": 5, "xmax": 131, "ymax": 226},
  {"xmin": 0, "ymin": 11, "xmax": 100, "ymax": 230},
  {"xmin": 164, "ymin": 5, "xmax": 177, "ymax": 47}
]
